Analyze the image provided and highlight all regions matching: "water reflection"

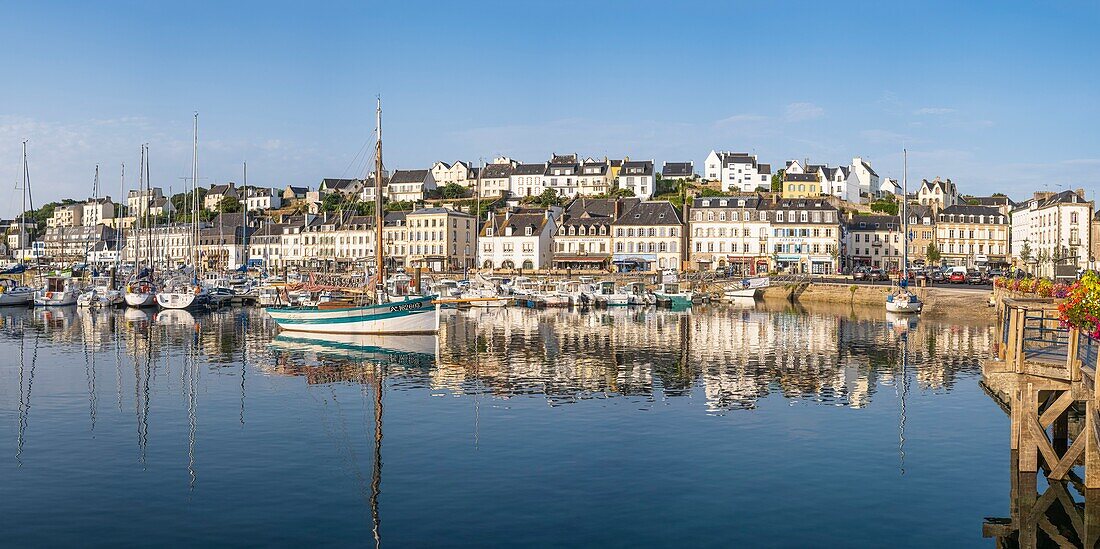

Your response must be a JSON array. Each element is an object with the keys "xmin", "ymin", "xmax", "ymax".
[{"xmin": 0, "ymin": 302, "xmax": 999, "ymax": 546}]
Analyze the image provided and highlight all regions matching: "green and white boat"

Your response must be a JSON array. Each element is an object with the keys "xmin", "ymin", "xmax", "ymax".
[{"xmin": 653, "ymin": 282, "xmax": 693, "ymax": 308}]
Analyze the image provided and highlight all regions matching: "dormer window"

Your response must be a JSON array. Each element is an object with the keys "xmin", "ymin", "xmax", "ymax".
[
  {"xmin": 486, "ymin": 228, "xmax": 493, "ymax": 236},
  {"xmin": 525, "ymin": 226, "xmax": 532, "ymax": 236}
]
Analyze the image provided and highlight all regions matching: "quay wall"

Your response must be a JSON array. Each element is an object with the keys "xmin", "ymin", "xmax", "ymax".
[{"xmin": 761, "ymin": 282, "xmax": 996, "ymax": 322}]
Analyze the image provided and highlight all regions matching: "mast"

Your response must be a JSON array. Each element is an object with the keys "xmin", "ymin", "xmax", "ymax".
[
  {"xmin": 19, "ymin": 141, "xmax": 27, "ymax": 284},
  {"xmin": 191, "ymin": 113, "xmax": 199, "ymax": 277},
  {"xmin": 115, "ymin": 162, "xmax": 123, "ymax": 277},
  {"xmin": 138, "ymin": 145, "xmax": 145, "ymax": 270},
  {"xmin": 243, "ymin": 161, "xmax": 249, "ymax": 271},
  {"xmin": 144, "ymin": 144, "xmax": 152, "ymax": 273},
  {"xmin": 374, "ymin": 97, "xmax": 384, "ymax": 300},
  {"xmin": 902, "ymin": 149, "xmax": 908, "ymax": 273}
]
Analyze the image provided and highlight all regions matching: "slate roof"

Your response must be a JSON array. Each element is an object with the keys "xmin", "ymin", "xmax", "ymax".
[
  {"xmin": 579, "ymin": 162, "xmax": 609, "ymax": 176},
  {"xmin": 619, "ymin": 160, "xmax": 654, "ymax": 176},
  {"xmin": 480, "ymin": 163, "xmax": 514, "ymax": 179},
  {"xmin": 847, "ymin": 215, "xmax": 900, "ymax": 230},
  {"xmin": 938, "ymin": 204, "xmax": 1006, "ymax": 222},
  {"xmin": 614, "ymin": 201, "xmax": 682, "ymax": 226},
  {"xmin": 560, "ymin": 198, "xmax": 640, "ymax": 227},
  {"xmin": 758, "ymin": 163, "xmax": 772, "ymax": 175},
  {"xmin": 715, "ymin": 152, "xmax": 757, "ymax": 167},
  {"xmin": 970, "ymin": 195, "xmax": 1016, "ymax": 207},
  {"xmin": 860, "ymin": 160, "xmax": 878, "ymax": 177},
  {"xmin": 513, "ymin": 163, "xmax": 546, "ymax": 176},
  {"xmin": 692, "ymin": 195, "xmax": 763, "ymax": 209},
  {"xmin": 285, "ymin": 186, "xmax": 308, "ymax": 195},
  {"xmin": 208, "ymin": 184, "xmax": 235, "ymax": 195},
  {"xmin": 408, "ymin": 207, "xmax": 473, "ymax": 218},
  {"xmin": 661, "ymin": 162, "xmax": 694, "ymax": 178},
  {"xmin": 321, "ymin": 178, "xmax": 362, "ymax": 191},
  {"xmin": 784, "ymin": 173, "xmax": 820, "ymax": 182},
  {"xmin": 384, "ymin": 211, "xmax": 408, "ymax": 226},
  {"xmin": 389, "ymin": 170, "xmax": 430, "ymax": 184},
  {"xmin": 483, "ymin": 209, "xmax": 551, "ymax": 237},
  {"xmin": 763, "ymin": 198, "xmax": 838, "ymax": 211}
]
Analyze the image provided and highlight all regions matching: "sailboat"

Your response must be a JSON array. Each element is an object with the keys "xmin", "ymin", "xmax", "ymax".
[
  {"xmin": 125, "ymin": 148, "xmax": 158, "ymax": 307},
  {"xmin": 265, "ymin": 98, "xmax": 439, "ymax": 335},
  {"xmin": 78, "ymin": 166, "xmax": 124, "ymax": 308},
  {"xmin": 156, "ymin": 114, "xmax": 210, "ymax": 311},
  {"xmin": 0, "ymin": 141, "xmax": 38, "ymax": 306},
  {"xmin": 886, "ymin": 149, "xmax": 923, "ymax": 314}
]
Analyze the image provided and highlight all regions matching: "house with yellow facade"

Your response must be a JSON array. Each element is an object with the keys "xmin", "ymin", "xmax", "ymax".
[{"xmin": 782, "ymin": 172, "xmax": 822, "ymax": 198}]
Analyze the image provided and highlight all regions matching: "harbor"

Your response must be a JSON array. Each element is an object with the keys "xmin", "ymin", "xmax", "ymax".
[{"xmin": 0, "ymin": 299, "xmax": 1010, "ymax": 546}]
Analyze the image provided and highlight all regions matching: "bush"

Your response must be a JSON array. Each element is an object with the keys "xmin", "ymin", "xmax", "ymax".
[{"xmin": 1059, "ymin": 271, "xmax": 1100, "ymax": 337}]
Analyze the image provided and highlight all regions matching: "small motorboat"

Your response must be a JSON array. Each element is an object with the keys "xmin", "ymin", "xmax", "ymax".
[
  {"xmin": 35, "ymin": 276, "xmax": 80, "ymax": 307},
  {"xmin": 724, "ymin": 276, "xmax": 770, "ymax": 300}
]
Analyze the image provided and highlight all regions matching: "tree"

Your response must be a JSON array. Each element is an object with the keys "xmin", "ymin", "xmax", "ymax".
[
  {"xmin": 321, "ymin": 192, "xmax": 345, "ymax": 212},
  {"xmin": 870, "ymin": 199, "xmax": 899, "ymax": 215},
  {"xmin": 770, "ymin": 169, "xmax": 785, "ymax": 193},
  {"xmin": 219, "ymin": 196, "xmax": 242, "ymax": 213},
  {"xmin": 440, "ymin": 183, "xmax": 470, "ymax": 199},
  {"xmin": 536, "ymin": 188, "xmax": 563, "ymax": 207},
  {"xmin": 926, "ymin": 243, "xmax": 941, "ymax": 263},
  {"xmin": 1020, "ymin": 240, "xmax": 1032, "ymax": 263},
  {"xmin": 992, "ymin": 192, "xmax": 1007, "ymax": 198}
]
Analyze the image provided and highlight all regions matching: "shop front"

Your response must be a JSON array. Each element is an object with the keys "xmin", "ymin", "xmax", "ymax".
[{"xmin": 613, "ymin": 253, "xmax": 657, "ymax": 273}]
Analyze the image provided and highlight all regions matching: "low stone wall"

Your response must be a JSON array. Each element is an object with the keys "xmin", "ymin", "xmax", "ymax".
[{"xmin": 761, "ymin": 282, "xmax": 996, "ymax": 322}]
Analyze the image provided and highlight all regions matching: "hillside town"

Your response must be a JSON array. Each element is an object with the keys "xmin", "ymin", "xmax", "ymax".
[{"xmin": 11, "ymin": 150, "xmax": 1093, "ymax": 279}]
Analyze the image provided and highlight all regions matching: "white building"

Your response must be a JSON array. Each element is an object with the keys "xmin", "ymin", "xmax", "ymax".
[
  {"xmin": 764, "ymin": 198, "xmax": 841, "ymax": 274},
  {"xmin": 817, "ymin": 166, "xmax": 860, "ymax": 203},
  {"xmin": 543, "ymin": 154, "xmax": 581, "ymax": 199},
  {"xmin": 478, "ymin": 161, "xmax": 516, "ymax": 198},
  {"xmin": 478, "ymin": 207, "xmax": 560, "ymax": 270},
  {"xmin": 46, "ymin": 204, "xmax": 82, "ymax": 228},
  {"xmin": 127, "ymin": 187, "xmax": 166, "ymax": 218},
  {"xmin": 245, "ymin": 188, "xmax": 283, "ymax": 211},
  {"xmin": 878, "ymin": 178, "xmax": 902, "ymax": 198},
  {"xmin": 204, "ymin": 182, "xmax": 238, "ymax": 211},
  {"xmin": 1010, "ymin": 189, "xmax": 1093, "ymax": 273},
  {"xmin": 81, "ymin": 197, "xmax": 115, "ymax": 226},
  {"xmin": 849, "ymin": 157, "xmax": 880, "ymax": 197},
  {"xmin": 916, "ymin": 177, "xmax": 959, "ymax": 212},
  {"xmin": 704, "ymin": 151, "xmax": 771, "ymax": 193},
  {"xmin": 617, "ymin": 160, "xmax": 655, "ymax": 200},
  {"xmin": 576, "ymin": 158, "xmax": 613, "ymax": 196},
  {"xmin": 844, "ymin": 214, "xmax": 904, "ymax": 270},
  {"xmin": 509, "ymin": 163, "xmax": 546, "ymax": 198},
  {"xmin": 430, "ymin": 161, "xmax": 476, "ymax": 188},
  {"xmin": 688, "ymin": 195, "xmax": 771, "ymax": 274},
  {"xmin": 387, "ymin": 170, "xmax": 436, "ymax": 203},
  {"xmin": 612, "ymin": 201, "xmax": 684, "ymax": 272}
]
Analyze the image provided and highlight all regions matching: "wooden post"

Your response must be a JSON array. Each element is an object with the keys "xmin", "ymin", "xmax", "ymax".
[
  {"xmin": 1087, "ymin": 400, "xmax": 1100, "ymax": 489},
  {"xmin": 1020, "ymin": 382, "xmax": 1038, "ymax": 473},
  {"xmin": 1052, "ymin": 410, "xmax": 1068, "ymax": 456},
  {"xmin": 1018, "ymin": 466, "xmax": 1038, "ymax": 549},
  {"xmin": 1085, "ymin": 488, "xmax": 1100, "ymax": 547}
]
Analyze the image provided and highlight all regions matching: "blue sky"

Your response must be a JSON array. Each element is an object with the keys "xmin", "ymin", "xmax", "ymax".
[{"xmin": 1, "ymin": 0, "xmax": 1098, "ymax": 213}]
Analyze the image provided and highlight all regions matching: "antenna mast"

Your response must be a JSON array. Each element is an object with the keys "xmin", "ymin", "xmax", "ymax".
[{"xmin": 374, "ymin": 97, "xmax": 384, "ymax": 301}]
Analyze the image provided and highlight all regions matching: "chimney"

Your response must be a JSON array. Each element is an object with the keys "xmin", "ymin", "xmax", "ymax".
[{"xmin": 1077, "ymin": 188, "xmax": 1086, "ymax": 200}]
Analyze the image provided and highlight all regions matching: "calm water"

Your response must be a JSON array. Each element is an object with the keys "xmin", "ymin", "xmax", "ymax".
[{"xmin": 0, "ymin": 302, "xmax": 1010, "ymax": 547}]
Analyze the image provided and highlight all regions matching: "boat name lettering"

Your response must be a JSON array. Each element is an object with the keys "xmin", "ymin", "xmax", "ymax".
[{"xmin": 389, "ymin": 301, "xmax": 424, "ymax": 312}]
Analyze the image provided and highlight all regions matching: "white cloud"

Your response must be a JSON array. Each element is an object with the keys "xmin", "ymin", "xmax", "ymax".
[
  {"xmin": 784, "ymin": 102, "xmax": 824, "ymax": 122},
  {"xmin": 714, "ymin": 114, "xmax": 767, "ymax": 126},
  {"xmin": 914, "ymin": 107, "xmax": 955, "ymax": 115}
]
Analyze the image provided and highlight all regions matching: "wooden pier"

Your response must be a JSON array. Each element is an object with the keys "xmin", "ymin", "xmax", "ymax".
[{"xmin": 982, "ymin": 297, "xmax": 1100, "ymax": 546}]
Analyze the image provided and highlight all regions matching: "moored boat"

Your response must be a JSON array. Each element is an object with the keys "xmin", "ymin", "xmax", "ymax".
[
  {"xmin": 653, "ymin": 282, "xmax": 694, "ymax": 308},
  {"xmin": 724, "ymin": 276, "xmax": 770, "ymax": 300},
  {"xmin": 35, "ymin": 276, "xmax": 80, "ymax": 307},
  {"xmin": 266, "ymin": 294, "xmax": 439, "ymax": 335},
  {"xmin": 0, "ymin": 279, "xmax": 35, "ymax": 306}
]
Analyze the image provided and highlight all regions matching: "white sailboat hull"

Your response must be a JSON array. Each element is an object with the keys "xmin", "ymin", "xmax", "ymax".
[
  {"xmin": 265, "ymin": 295, "xmax": 439, "ymax": 335},
  {"xmin": 156, "ymin": 291, "xmax": 207, "ymax": 310},
  {"xmin": 125, "ymin": 292, "xmax": 157, "ymax": 307},
  {"xmin": 35, "ymin": 291, "xmax": 78, "ymax": 307},
  {"xmin": 0, "ymin": 287, "xmax": 35, "ymax": 306}
]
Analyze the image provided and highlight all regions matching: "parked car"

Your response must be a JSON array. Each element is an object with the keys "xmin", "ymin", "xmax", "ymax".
[
  {"xmin": 906, "ymin": 269, "xmax": 930, "ymax": 283},
  {"xmin": 967, "ymin": 270, "xmax": 986, "ymax": 285},
  {"xmin": 931, "ymin": 270, "xmax": 946, "ymax": 282},
  {"xmin": 868, "ymin": 268, "xmax": 888, "ymax": 282},
  {"xmin": 949, "ymin": 271, "xmax": 967, "ymax": 284},
  {"xmin": 852, "ymin": 267, "xmax": 870, "ymax": 281}
]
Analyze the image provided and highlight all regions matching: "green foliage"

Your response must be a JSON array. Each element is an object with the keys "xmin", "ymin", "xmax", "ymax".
[
  {"xmin": 1020, "ymin": 240, "xmax": 1032, "ymax": 262},
  {"xmin": 926, "ymin": 242, "xmax": 941, "ymax": 263},
  {"xmin": 991, "ymin": 192, "xmax": 1007, "ymax": 198},
  {"xmin": 385, "ymin": 200, "xmax": 414, "ymax": 212},
  {"xmin": 171, "ymin": 188, "xmax": 209, "ymax": 214},
  {"xmin": 536, "ymin": 188, "xmax": 563, "ymax": 207},
  {"xmin": 219, "ymin": 196, "xmax": 242, "ymax": 213},
  {"xmin": 439, "ymin": 183, "xmax": 470, "ymax": 199},
  {"xmin": 697, "ymin": 187, "xmax": 728, "ymax": 197},
  {"xmin": 321, "ymin": 192, "xmax": 345, "ymax": 212},
  {"xmin": 770, "ymin": 169, "xmax": 785, "ymax": 193},
  {"xmin": 870, "ymin": 199, "xmax": 898, "ymax": 215}
]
